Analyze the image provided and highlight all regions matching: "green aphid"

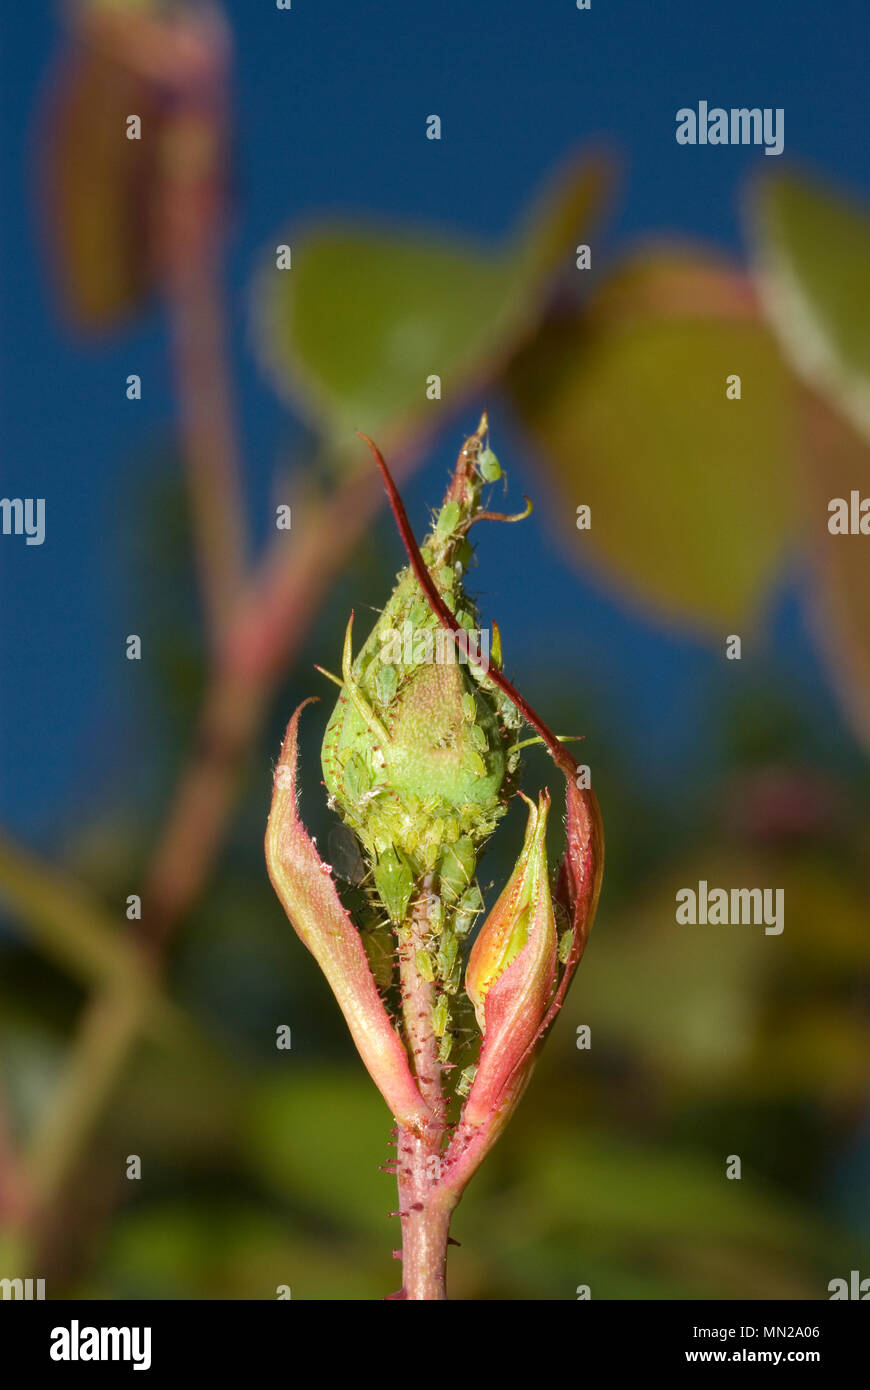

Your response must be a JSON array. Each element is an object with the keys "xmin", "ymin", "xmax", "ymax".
[
  {"xmin": 437, "ymin": 929, "xmax": 458, "ymax": 978},
  {"xmin": 471, "ymin": 724, "xmax": 488, "ymax": 753},
  {"xmin": 438, "ymin": 566, "xmax": 454, "ymax": 591},
  {"xmin": 435, "ymin": 500, "xmax": 461, "ymax": 542},
  {"xmin": 415, "ymin": 949, "xmax": 435, "ymax": 982},
  {"xmin": 432, "ymin": 996, "xmax": 449, "ymax": 1037},
  {"xmin": 497, "ymin": 689, "xmax": 524, "ymax": 731},
  {"xmin": 558, "ymin": 927, "xmax": 574, "ymax": 965},
  {"xmin": 375, "ymin": 663, "xmax": 398, "ymax": 706},
  {"xmin": 461, "ymin": 692, "xmax": 477, "ymax": 723},
  {"xmin": 341, "ymin": 750, "xmax": 371, "ymax": 804},
  {"xmin": 373, "ymin": 847, "xmax": 414, "ymax": 925},
  {"xmin": 442, "ymin": 961, "xmax": 462, "ymax": 995},
  {"xmin": 460, "ymin": 883, "xmax": 484, "ymax": 911},
  {"xmin": 439, "ymin": 836, "xmax": 476, "ymax": 903},
  {"xmin": 408, "ymin": 599, "xmax": 429, "ymax": 626},
  {"xmin": 454, "ymin": 883, "xmax": 484, "ymax": 937},
  {"xmin": 456, "ymin": 1064, "xmax": 477, "ymax": 1097},
  {"xmin": 428, "ymin": 893, "xmax": 444, "ymax": 934},
  {"xmin": 469, "ymin": 751, "xmax": 487, "ymax": 778},
  {"xmin": 478, "ymin": 448, "xmax": 501, "ymax": 482},
  {"xmin": 457, "ymin": 609, "xmax": 476, "ymax": 632},
  {"xmin": 438, "ymin": 1031, "xmax": 453, "ymax": 1063}
]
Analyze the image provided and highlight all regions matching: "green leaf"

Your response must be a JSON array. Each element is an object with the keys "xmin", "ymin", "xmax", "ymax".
[
  {"xmin": 572, "ymin": 844, "xmax": 870, "ymax": 1103},
  {"xmin": 750, "ymin": 175, "xmax": 870, "ymax": 751},
  {"xmin": 575, "ymin": 849, "xmax": 772, "ymax": 1081},
  {"xmin": 509, "ymin": 250, "xmax": 797, "ymax": 628},
  {"xmin": 252, "ymin": 156, "xmax": 611, "ymax": 453},
  {"xmin": 92, "ymin": 1200, "xmax": 383, "ymax": 1300},
  {"xmin": 795, "ymin": 389, "xmax": 870, "ymax": 753},
  {"xmin": 752, "ymin": 173, "xmax": 870, "ymax": 442},
  {"xmin": 244, "ymin": 1068, "xmax": 395, "ymax": 1236}
]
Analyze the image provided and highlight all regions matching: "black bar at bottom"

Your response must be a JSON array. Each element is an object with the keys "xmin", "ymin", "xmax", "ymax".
[{"xmin": 0, "ymin": 1298, "xmax": 865, "ymax": 1374}]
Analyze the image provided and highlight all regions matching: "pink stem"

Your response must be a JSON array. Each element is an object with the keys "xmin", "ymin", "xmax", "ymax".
[
  {"xmin": 394, "ymin": 883, "xmax": 452, "ymax": 1299},
  {"xmin": 394, "ymin": 1130, "xmax": 455, "ymax": 1300}
]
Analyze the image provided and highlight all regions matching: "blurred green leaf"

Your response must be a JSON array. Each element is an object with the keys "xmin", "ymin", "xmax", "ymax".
[
  {"xmin": 244, "ymin": 1067, "xmax": 395, "ymax": 1237},
  {"xmin": 509, "ymin": 250, "xmax": 798, "ymax": 628},
  {"xmin": 577, "ymin": 851, "xmax": 772, "ymax": 1081},
  {"xmin": 91, "ymin": 1200, "xmax": 383, "ymax": 1300},
  {"xmin": 252, "ymin": 155, "xmax": 611, "ymax": 452},
  {"xmin": 792, "ymin": 388, "xmax": 870, "ymax": 753},
  {"xmin": 522, "ymin": 1127, "xmax": 818, "ymax": 1251},
  {"xmin": 752, "ymin": 172, "xmax": 870, "ymax": 443},
  {"xmin": 574, "ymin": 843, "xmax": 870, "ymax": 1103},
  {"xmin": 472, "ymin": 1126, "xmax": 840, "ymax": 1299}
]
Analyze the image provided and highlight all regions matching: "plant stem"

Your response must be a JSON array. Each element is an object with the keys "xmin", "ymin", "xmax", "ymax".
[
  {"xmin": 395, "ymin": 881, "xmax": 453, "ymax": 1299},
  {"xmin": 157, "ymin": 85, "xmax": 247, "ymax": 651},
  {"xmin": 394, "ymin": 1128, "xmax": 455, "ymax": 1300}
]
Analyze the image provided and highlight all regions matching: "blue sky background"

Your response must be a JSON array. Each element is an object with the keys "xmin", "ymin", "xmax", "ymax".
[{"xmin": 1, "ymin": 0, "xmax": 867, "ymax": 840}]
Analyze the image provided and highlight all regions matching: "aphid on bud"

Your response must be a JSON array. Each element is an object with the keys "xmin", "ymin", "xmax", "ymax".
[
  {"xmin": 469, "ymin": 751, "xmax": 487, "ymax": 778},
  {"xmin": 460, "ymin": 883, "xmax": 484, "ymax": 914},
  {"xmin": 432, "ymin": 996, "xmax": 449, "ymax": 1036},
  {"xmin": 437, "ymin": 930, "xmax": 458, "ymax": 978},
  {"xmin": 461, "ymin": 692, "xmax": 477, "ymax": 723},
  {"xmin": 454, "ymin": 883, "xmax": 484, "ymax": 936},
  {"xmin": 340, "ymin": 749, "xmax": 371, "ymax": 804},
  {"xmin": 376, "ymin": 663, "xmax": 398, "ymax": 705},
  {"xmin": 438, "ymin": 1031, "xmax": 453, "ymax": 1063},
  {"xmin": 435, "ymin": 500, "xmax": 460, "ymax": 542},
  {"xmin": 456, "ymin": 1064, "xmax": 478, "ymax": 1097},
  {"xmin": 428, "ymin": 892, "xmax": 444, "ymax": 934},
  {"xmin": 438, "ymin": 836, "xmax": 476, "ymax": 903},
  {"xmin": 408, "ymin": 599, "xmax": 428, "ymax": 626},
  {"xmin": 415, "ymin": 949, "xmax": 435, "ymax": 982},
  {"xmin": 374, "ymin": 847, "xmax": 414, "ymax": 925},
  {"xmin": 442, "ymin": 961, "xmax": 462, "ymax": 995},
  {"xmin": 496, "ymin": 689, "xmax": 523, "ymax": 730},
  {"xmin": 478, "ymin": 447, "xmax": 501, "ymax": 482},
  {"xmin": 558, "ymin": 927, "xmax": 574, "ymax": 965},
  {"xmin": 471, "ymin": 724, "xmax": 488, "ymax": 753}
]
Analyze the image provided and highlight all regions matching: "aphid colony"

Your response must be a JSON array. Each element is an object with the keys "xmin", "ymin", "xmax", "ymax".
[{"xmin": 319, "ymin": 439, "xmax": 523, "ymax": 1077}]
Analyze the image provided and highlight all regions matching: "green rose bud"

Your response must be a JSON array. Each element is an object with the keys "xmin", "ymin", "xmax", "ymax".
[{"xmin": 320, "ymin": 424, "xmax": 517, "ymax": 929}]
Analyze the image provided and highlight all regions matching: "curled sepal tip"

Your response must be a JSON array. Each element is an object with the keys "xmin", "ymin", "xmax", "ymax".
[{"xmin": 265, "ymin": 699, "xmax": 432, "ymax": 1134}]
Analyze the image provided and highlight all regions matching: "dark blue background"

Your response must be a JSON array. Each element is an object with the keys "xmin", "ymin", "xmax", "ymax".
[{"xmin": 1, "ymin": 0, "xmax": 867, "ymax": 837}]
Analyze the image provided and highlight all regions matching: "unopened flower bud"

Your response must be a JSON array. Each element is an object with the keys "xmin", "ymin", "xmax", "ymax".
[{"xmin": 320, "ymin": 420, "xmax": 518, "ymax": 926}]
